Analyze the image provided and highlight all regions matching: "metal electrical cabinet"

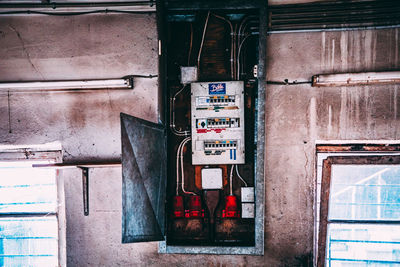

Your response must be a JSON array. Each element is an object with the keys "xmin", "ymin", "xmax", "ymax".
[{"xmin": 120, "ymin": 1, "xmax": 265, "ymax": 255}]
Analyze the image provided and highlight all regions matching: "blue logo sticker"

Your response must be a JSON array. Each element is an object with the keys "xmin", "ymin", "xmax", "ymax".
[{"xmin": 208, "ymin": 83, "xmax": 226, "ymax": 95}]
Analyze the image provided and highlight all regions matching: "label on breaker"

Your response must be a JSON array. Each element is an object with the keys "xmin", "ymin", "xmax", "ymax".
[
  {"xmin": 191, "ymin": 81, "xmax": 245, "ymax": 165},
  {"xmin": 208, "ymin": 83, "xmax": 226, "ymax": 95}
]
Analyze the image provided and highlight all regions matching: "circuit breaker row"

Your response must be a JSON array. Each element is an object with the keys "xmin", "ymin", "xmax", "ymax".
[
  {"xmin": 196, "ymin": 95, "xmax": 236, "ymax": 106},
  {"xmin": 196, "ymin": 118, "xmax": 240, "ymax": 129},
  {"xmin": 204, "ymin": 140, "xmax": 238, "ymax": 149}
]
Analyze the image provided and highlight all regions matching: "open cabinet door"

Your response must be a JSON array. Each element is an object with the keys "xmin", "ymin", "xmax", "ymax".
[{"xmin": 121, "ymin": 113, "xmax": 167, "ymax": 243}]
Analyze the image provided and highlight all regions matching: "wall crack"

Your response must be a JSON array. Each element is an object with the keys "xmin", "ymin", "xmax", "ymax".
[{"xmin": 8, "ymin": 25, "xmax": 44, "ymax": 79}]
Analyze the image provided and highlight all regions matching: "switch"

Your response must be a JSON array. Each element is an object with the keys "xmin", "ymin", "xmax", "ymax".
[
  {"xmin": 241, "ymin": 187, "xmax": 254, "ymax": 202},
  {"xmin": 180, "ymin": 66, "xmax": 198, "ymax": 84},
  {"xmin": 201, "ymin": 168, "xmax": 223, "ymax": 189},
  {"xmin": 241, "ymin": 203, "xmax": 255, "ymax": 218}
]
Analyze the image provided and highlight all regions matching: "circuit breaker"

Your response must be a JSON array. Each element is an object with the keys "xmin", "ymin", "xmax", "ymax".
[{"xmin": 191, "ymin": 81, "xmax": 245, "ymax": 165}]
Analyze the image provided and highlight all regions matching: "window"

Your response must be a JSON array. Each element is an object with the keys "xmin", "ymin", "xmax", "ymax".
[
  {"xmin": 317, "ymin": 154, "xmax": 400, "ymax": 266},
  {"xmin": 0, "ymin": 148, "xmax": 64, "ymax": 267}
]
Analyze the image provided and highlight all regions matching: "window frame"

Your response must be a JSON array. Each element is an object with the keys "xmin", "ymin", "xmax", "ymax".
[
  {"xmin": 317, "ymin": 154, "xmax": 400, "ymax": 267},
  {"xmin": 0, "ymin": 146, "xmax": 65, "ymax": 267}
]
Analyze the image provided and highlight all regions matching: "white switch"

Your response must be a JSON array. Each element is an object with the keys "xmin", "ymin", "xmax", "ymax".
[
  {"xmin": 241, "ymin": 187, "xmax": 254, "ymax": 202},
  {"xmin": 201, "ymin": 168, "xmax": 223, "ymax": 189},
  {"xmin": 180, "ymin": 66, "xmax": 198, "ymax": 84},
  {"xmin": 242, "ymin": 203, "xmax": 255, "ymax": 218}
]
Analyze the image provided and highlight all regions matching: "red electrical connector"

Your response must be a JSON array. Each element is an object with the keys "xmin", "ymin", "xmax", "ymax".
[
  {"xmin": 172, "ymin": 196, "xmax": 185, "ymax": 218},
  {"xmin": 222, "ymin": 195, "xmax": 240, "ymax": 218},
  {"xmin": 186, "ymin": 195, "xmax": 204, "ymax": 218}
]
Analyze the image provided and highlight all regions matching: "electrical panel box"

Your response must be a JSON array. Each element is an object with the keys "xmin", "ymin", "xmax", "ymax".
[
  {"xmin": 121, "ymin": 9, "xmax": 264, "ymax": 255},
  {"xmin": 191, "ymin": 81, "xmax": 245, "ymax": 165}
]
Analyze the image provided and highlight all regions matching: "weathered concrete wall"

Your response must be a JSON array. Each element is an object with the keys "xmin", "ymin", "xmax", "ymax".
[
  {"xmin": 0, "ymin": 11, "xmax": 399, "ymax": 267},
  {"xmin": 265, "ymin": 28, "xmax": 400, "ymax": 265},
  {"xmin": 0, "ymin": 13, "xmax": 164, "ymax": 267},
  {"xmin": 0, "ymin": 14, "xmax": 158, "ymax": 160}
]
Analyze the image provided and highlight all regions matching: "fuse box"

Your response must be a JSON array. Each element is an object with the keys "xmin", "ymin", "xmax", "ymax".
[
  {"xmin": 121, "ymin": 6, "xmax": 264, "ymax": 255},
  {"xmin": 191, "ymin": 81, "xmax": 245, "ymax": 165}
]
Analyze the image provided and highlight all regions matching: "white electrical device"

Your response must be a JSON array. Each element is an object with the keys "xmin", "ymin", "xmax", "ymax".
[
  {"xmin": 241, "ymin": 203, "xmax": 255, "ymax": 218},
  {"xmin": 180, "ymin": 66, "xmax": 198, "ymax": 85},
  {"xmin": 241, "ymin": 187, "xmax": 255, "ymax": 218},
  {"xmin": 241, "ymin": 187, "xmax": 254, "ymax": 202},
  {"xmin": 191, "ymin": 81, "xmax": 245, "ymax": 165},
  {"xmin": 201, "ymin": 168, "xmax": 223, "ymax": 189}
]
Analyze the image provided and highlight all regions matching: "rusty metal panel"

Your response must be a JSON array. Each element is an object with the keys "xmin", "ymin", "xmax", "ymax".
[
  {"xmin": 269, "ymin": 0, "xmax": 400, "ymax": 33},
  {"xmin": 316, "ymin": 144, "xmax": 400, "ymax": 153},
  {"xmin": 121, "ymin": 113, "xmax": 167, "ymax": 243}
]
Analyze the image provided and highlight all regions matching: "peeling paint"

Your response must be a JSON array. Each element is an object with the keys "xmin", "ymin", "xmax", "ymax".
[
  {"xmin": 321, "ymin": 31, "xmax": 326, "ymax": 70},
  {"xmin": 328, "ymin": 105, "xmax": 332, "ymax": 136},
  {"xmin": 339, "ymin": 87, "xmax": 348, "ymax": 138},
  {"xmin": 309, "ymin": 97, "xmax": 317, "ymax": 141},
  {"xmin": 340, "ymin": 31, "xmax": 347, "ymax": 71},
  {"xmin": 396, "ymin": 28, "xmax": 399, "ymax": 68},
  {"xmin": 331, "ymin": 38, "xmax": 335, "ymax": 71}
]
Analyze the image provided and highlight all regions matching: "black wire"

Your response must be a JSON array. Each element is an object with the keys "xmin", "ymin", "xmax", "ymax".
[
  {"xmin": 266, "ymin": 80, "xmax": 312, "ymax": 85},
  {"xmin": 125, "ymin": 74, "xmax": 158, "ymax": 78},
  {"xmin": 0, "ymin": 9, "xmax": 154, "ymax": 16}
]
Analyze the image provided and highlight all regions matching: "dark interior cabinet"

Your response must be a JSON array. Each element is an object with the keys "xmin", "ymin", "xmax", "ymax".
[{"xmin": 121, "ymin": 0, "xmax": 266, "ymax": 255}]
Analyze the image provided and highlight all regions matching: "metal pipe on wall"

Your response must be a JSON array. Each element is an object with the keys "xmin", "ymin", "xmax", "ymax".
[{"xmin": 0, "ymin": 1, "xmax": 156, "ymax": 15}]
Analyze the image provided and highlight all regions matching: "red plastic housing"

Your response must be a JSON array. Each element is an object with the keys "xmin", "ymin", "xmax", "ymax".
[
  {"xmin": 222, "ymin": 195, "xmax": 240, "ymax": 218},
  {"xmin": 172, "ymin": 196, "xmax": 185, "ymax": 218},
  {"xmin": 186, "ymin": 195, "xmax": 204, "ymax": 218}
]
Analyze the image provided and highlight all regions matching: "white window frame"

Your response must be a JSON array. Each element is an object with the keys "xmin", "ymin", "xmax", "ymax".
[
  {"xmin": 0, "ymin": 144, "xmax": 66, "ymax": 267},
  {"xmin": 314, "ymin": 143, "xmax": 400, "ymax": 266}
]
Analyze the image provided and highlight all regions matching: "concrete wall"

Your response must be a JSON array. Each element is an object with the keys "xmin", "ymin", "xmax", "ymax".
[
  {"xmin": 265, "ymin": 28, "xmax": 400, "ymax": 265},
  {"xmin": 0, "ymin": 14, "xmax": 158, "ymax": 160},
  {"xmin": 0, "ymin": 11, "xmax": 399, "ymax": 267}
]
